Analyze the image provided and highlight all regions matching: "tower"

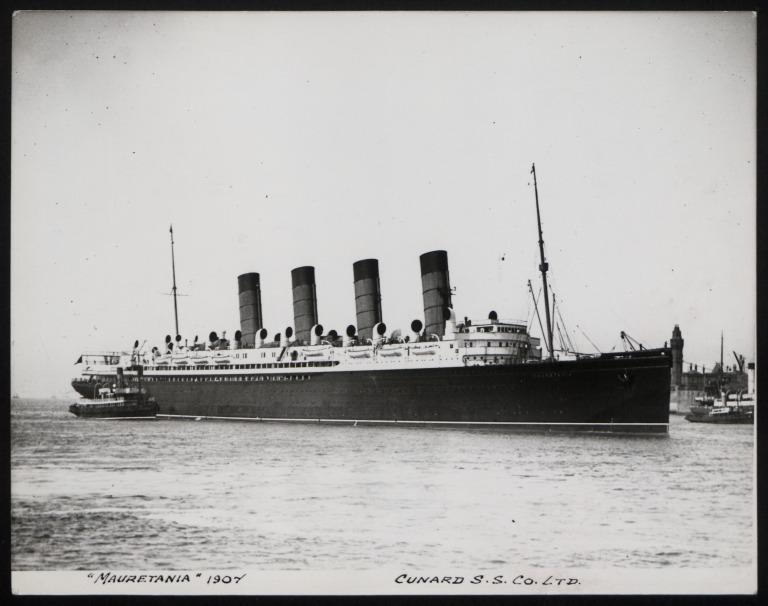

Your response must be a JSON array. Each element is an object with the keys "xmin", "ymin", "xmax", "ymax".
[{"xmin": 670, "ymin": 325, "xmax": 684, "ymax": 388}]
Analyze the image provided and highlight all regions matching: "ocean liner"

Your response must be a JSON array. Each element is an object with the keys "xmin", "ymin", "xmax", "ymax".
[{"xmin": 71, "ymin": 166, "xmax": 671, "ymax": 433}]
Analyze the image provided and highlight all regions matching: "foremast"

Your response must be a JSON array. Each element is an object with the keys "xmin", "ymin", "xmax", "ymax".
[
  {"xmin": 531, "ymin": 163, "xmax": 555, "ymax": 361},
  {"xmin": 170, "ymin": 225, "xmax": 179, "ymax": 336}
]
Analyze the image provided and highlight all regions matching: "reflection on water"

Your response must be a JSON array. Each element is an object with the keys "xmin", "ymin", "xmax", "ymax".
[{"xmin": 11, "ymin": 399, "xmax": 754, "ymax": 570}]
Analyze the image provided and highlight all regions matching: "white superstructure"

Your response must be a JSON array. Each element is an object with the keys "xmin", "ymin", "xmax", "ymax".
[{"xmin": 74, "ymin": 316, "xmax": 543, "ymax": 381}]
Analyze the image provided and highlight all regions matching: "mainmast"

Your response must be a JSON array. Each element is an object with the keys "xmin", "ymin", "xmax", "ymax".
[
  {"xmin": 531, "ymin": 163, "xmax": 555, "ymax": 360},
  {"xmin": 170, "ymin": 225, "xmax": 179, "ymax": 336}
]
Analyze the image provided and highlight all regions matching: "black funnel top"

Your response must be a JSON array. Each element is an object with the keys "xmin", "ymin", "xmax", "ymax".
[
  {"xmin": 238, "ymin": 272, "xmax": 260, "ymax": 291},
  {"xmin": 291, "ymin": 266, "xmax": 315, "ymax": 288},
  {"xmin": 419, "ymin": 250, "xmax": 449, "ymax": 275},
  {"xmin": 353, "ymin": 259, "xmax": 379, "ymax": 281}
]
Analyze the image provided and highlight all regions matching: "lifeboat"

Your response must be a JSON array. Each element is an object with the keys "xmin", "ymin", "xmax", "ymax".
[
  {"xmin": 379, "ymin": 346, "xmax": 404, "ymax": 357},
  {"xmin": 302, "ymin": 345, "xmax": 331, "ymax": 358},
  {"xmin": 172, "ymin": 353, "xmax": 189, "ymax": 365},
  {"xmin": 410, "ymin": 345, "xmax": 438, "ymax": 356}
]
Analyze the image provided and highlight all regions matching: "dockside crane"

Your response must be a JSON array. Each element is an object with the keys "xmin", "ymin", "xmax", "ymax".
[{"xmin": 733, "ymin": 351, "xmax": 746, "ymax": 373}]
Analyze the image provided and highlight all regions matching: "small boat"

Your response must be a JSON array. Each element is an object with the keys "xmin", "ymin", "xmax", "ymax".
[
  {"xmin": 685, "ymin": 391, "xmax": 754, "ymax": 424},
  {"xmin": 69, "ymin": 366, "xmax": 158, "ymax": 419},
  {"xmin": 69, "ymin": 386, "xmax": 158, "ymax": 419}
]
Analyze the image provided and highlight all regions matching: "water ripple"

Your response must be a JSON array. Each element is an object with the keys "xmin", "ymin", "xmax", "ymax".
[{"xmin": 11, "ymin": 399, "xmax": 755, "ymax": 571}]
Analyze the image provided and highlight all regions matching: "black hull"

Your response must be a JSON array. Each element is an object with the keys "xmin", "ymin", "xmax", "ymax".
[{"xmin": 72, "ymin": 351, "xmax": 670, "ymax": 433}]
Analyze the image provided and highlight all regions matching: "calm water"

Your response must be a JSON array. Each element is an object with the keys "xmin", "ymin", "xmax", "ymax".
[{"xmin": 11, "ymin": 398, "xmax": 755, "ymax": 571}]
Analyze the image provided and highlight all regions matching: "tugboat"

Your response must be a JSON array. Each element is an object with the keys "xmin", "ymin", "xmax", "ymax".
[
  {"xmin": 69, "ymin": 366, "xmax": 157, "ymax": 419},
  {"xmin": 685, "ymin": 390, "xmax": 754, "ymax": 424}
]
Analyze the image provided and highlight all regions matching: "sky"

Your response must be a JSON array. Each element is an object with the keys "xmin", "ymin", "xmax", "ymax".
[{"xmin": 12, "ymin": 11, "xmax": 756, "ymax": 398}]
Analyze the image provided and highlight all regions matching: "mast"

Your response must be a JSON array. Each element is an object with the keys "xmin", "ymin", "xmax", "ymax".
[
  {"xmin": 170, "ymin": 225, "xmax": 179, "ymax": 336},
  {"xmin": 531, "ymin": 163, "xmax": 555, "ymax": 360},
  {"xmin": 720, "ymin": 330, "xmax": 724, "ymax": 375}
]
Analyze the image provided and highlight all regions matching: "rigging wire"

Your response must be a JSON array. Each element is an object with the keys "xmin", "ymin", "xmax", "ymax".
[
  {"xmin": 576, "ymin": 324, "xmax": 602, "ymax": 353},
  {"xmin": 555, "ymin": 319, "xmax": 569, "ymax": 353},
  {"xmin": 525, "ymin": 290, "xmax": 536, "ymax": 331},
  {"xmin": 551, "ymin": 291, "xmax": 562, "ymax": 352},
  {"xmin": 527, "ymin": 280, "xmax": 547, "ymax": 351},
  {"xmin": 547, "ymin": 281, "xmax": 581, "ymax": 355},
  {"xmin": 551, "ymin": 290, "xmax": 577, "ymax": 354}
]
